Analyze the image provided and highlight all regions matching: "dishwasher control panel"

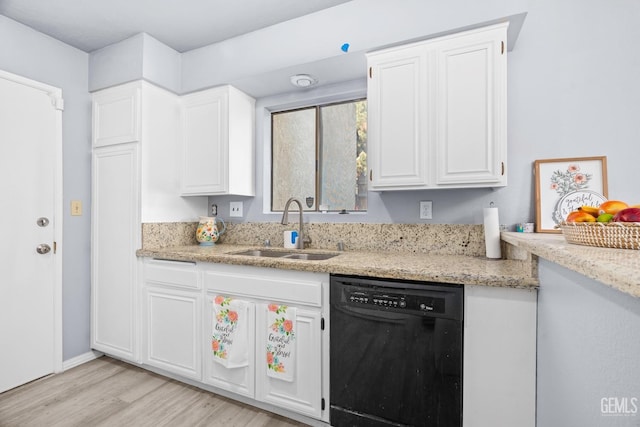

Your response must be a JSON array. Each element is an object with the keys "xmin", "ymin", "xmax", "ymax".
[{"xmin": 346, "ymin": 290, "xmax": 445, "ymax": 314}]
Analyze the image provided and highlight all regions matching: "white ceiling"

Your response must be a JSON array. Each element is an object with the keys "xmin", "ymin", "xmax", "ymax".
[{"xmin": 0, "ymin": 0, "xmax": 353, "ymax": 53}]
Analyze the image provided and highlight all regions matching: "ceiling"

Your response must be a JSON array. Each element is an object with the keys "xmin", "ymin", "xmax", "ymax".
[{"xmin": 0, "ymin": 0, "xmax": 353, "ymax": 53}]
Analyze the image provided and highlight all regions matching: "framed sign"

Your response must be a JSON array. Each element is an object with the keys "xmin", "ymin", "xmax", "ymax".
[{"xmin": 534, "ymin": 156, "xmax": 608, "ymax": 233}]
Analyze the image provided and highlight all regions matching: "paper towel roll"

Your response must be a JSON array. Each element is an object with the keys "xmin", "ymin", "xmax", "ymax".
[{"xmin": 484, "ymin": 207, "xmax": 502, "ymax": 259}]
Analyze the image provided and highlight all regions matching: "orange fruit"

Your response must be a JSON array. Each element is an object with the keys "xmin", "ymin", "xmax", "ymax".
[
  {"xmin": 599, "ymin": 200, "xmax": 629, "ymax": 215},
  {"xmin": 566, "ymin": 210, "xmax": 597, "ymax": 223}
]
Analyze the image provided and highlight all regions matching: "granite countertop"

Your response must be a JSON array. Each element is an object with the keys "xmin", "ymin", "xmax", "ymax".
[
  {"xmin": 137, "ymin": 244, "xmax": 538, "ymax": 289},
  {"xmin": 502, "ymin": 232, "xmax": 640, "ymax": 298}
]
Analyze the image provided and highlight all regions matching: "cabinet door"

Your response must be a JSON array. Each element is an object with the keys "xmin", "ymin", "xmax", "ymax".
[
  {"xmin": 143, "ymin": 287, "xmax": 202, "ymax": 380},
  {"xmin": 255, "ymin": 303, "xmax": 323, "ymax": 419},
  {"xmin": 180, "ymin": 88, "xmax": 229, "ymax": 195},
  {"xmin": 434, "ymin": 25, "xmax": 507, "ymax": 186},
  {"xmin": 368, "ymin": 44, "xmax": 430, "ymax": 189},
  {"xmin": 92, "ymin": 83, "xmax": 141, "ymax": 147},
  {"xmin": 463, "ymin": 285, "xmax": 536, "ymax": 427},
  {"xmin": 91, "ymin": 144, "xmax": 139, "ymax": 361},
  {"xmin": 202, "ymin": 293, "xmax": 256, "ymax": 398}
]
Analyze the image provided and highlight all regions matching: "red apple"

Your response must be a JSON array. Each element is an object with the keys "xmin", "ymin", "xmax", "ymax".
[{"xmin": 612, "ymin": 207, "xmax": 640, "ymax": 222}]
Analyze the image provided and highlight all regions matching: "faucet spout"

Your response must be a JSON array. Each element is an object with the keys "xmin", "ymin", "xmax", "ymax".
[{"xmin": 280, "ymin": 197, "xmax": 308, "ymax": 249}]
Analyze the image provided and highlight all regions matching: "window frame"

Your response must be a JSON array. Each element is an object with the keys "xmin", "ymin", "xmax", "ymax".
[
  {"xmin": 270, "ymin": 97, "xmax": 367, "ymax": 213},
  {"xmin": 260, "ymin": 80, "xmax": 367, "ymax": 216}
]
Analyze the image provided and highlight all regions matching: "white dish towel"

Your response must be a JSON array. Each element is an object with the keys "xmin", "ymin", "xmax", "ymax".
[
  {"xmin": 266, "ymin": 303, "xmax": 297, "ymax": 382},
  {"xmin": 212, "ymin": 295, "xmax": 249, "ymax": 368}
]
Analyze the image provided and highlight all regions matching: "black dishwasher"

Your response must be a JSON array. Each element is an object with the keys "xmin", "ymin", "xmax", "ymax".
[{"xmin": 330, "ymin": 275, "xmax": 463, "ymax": 427}]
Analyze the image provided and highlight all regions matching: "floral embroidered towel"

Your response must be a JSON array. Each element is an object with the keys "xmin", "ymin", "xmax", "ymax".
[
  {"xmin": 266, "ymin": 303, "xmax": 296, "ymax": 382},
  {"xmin": 212, "ymin": 296, "xmax": 249, "ymax": 368}
]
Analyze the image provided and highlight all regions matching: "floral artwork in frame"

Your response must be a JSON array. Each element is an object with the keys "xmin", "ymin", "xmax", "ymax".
[{"xmin": 534, "ymin": 156, "xmax": 608, "ymax": 233}]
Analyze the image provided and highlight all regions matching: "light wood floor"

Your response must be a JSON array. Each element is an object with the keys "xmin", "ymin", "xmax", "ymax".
[{"xmin": 0, "ymin": 356, "xmax": 308, "ymax": 427}]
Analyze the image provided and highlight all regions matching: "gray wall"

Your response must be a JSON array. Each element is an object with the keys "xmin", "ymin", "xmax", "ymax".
[
  {"xmin": 0, "ymin": 16, "xmax": 91, "ymax": 360},
  {"xmin": 537, "ymin": 259, "xmax": 640, "ymax": 426}
]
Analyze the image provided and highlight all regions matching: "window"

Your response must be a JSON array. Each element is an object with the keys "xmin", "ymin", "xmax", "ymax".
[{"xmin": 271, "ymin": 99, "xmax": 367, "ymax": 212}]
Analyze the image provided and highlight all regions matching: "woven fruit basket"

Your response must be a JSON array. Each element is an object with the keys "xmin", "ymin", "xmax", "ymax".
[{"xmin": 559, "ymin": 222, "xmax": 640, "ymax": 250}]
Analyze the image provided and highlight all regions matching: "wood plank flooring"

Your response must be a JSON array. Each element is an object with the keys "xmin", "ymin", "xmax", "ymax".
[{"xmin": 0, "ymin": 356, "xmax": 308, "ymax": 427}]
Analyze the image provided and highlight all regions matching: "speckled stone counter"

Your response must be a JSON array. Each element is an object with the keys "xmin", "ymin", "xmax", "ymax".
[
  {"xmin": 137, "ymin": 222, "xmax": 538, "ymax": 289},
  {"xmin": 502, "ymin": 232, "xmax": 640, "ymax": 298}
]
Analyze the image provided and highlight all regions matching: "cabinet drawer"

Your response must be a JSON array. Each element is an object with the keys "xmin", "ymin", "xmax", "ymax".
[
  {"xmin": 144, "ymin": 259, "xmax": 199, "ymax": 290},
  {"xmin": 203, "ymin": 264, "xmax": 325, "ymax": 307}
]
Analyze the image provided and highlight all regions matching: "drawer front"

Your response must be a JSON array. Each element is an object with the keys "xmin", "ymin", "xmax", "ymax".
[
  {"xmin": 203, "ymin": 264, "xmax": 325, "ymax": 307},
  {"xmin": 144, "ymin": 259, "xmax": 199, "ymax": 290}
]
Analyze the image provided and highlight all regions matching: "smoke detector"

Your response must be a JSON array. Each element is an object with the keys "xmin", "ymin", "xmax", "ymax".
[{"xmin": 290, "ymin": 74, "xmax": 318, "ymax": 88}]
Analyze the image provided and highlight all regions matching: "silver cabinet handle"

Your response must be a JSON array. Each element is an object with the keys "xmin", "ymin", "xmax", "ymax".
[{"xmin": 36, "ymin": 244, "xmax": 51, "ymax": 254}]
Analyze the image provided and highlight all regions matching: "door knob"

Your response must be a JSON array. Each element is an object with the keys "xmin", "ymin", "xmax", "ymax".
[{"xmin": 36, "ymin": 244, "xmax": 51, "ymax": 254}]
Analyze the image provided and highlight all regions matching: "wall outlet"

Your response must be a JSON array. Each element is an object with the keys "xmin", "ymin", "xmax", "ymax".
[
  {"xmin": 230, "ymin": 201, "xmax": 243, "ymax": 217},
  {"xmin": 419, "ymin": 201, "xmax": 433, "ymax": 219}
]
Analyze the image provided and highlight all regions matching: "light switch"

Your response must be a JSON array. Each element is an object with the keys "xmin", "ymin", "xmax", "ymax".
[
  {"xmin": 230, "ymin": 201, "xmax": 243, "ymax": 217},
  {"xmin": 71, "ymin": 200, "xmax": 82, "ymax": 216}
]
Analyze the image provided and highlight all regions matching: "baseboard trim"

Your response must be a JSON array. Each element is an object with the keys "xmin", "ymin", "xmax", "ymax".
[{"xmin": 62, "ymin": 350, "xmax": 104, "ymax": 371}]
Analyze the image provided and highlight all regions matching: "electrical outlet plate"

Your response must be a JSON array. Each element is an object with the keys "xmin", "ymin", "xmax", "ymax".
[
  {"xmin": 230, "ymin": 201, "xmax": 243, "ymax": 217},
  {"xmin": 419, "ymin": 201, "xmax": 433, "ymax": 219},
  {"xmin": 71, "ymin": 200, "xmax": 82, "ymax": 216}
]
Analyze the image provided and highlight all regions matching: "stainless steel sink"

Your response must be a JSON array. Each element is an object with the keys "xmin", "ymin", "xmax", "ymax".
[
  {"xmin": 232, "ymin": 249, "xmax": 339, "ymax": 261},
  {"xmin": 281, "ymin": 252, "xmax": 338, "ymax": 261},
  {"xmin": 232, "ymin": 249, "xmax": 286, "ymax": 258}
]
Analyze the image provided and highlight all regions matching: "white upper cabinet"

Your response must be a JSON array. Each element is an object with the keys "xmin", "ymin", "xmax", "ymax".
[
  {"xmin": 367, "ymin": 22, "xmax": 508, "ymax": 191},
  {"xmin": 180, "ymin": 85, "xmax": 255, "ymax": 196},
  {"xmin": 92, "ymin": 83, "xmax": 141, "ymax": 147},
  {"xmin": 367, "ymin": 44, "xmax": 430, "ymax": 188},
  {"xmin": 434, "ymin": 24, "xmax": 507, "ymax": 186}
]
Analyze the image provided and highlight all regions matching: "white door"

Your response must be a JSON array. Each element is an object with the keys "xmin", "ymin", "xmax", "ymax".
[{"xmin": 0, "ymin": 70, "xmax": 62, "ymax": 392}]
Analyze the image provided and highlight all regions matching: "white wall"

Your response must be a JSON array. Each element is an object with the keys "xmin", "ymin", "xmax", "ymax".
[
  {"xmin": 537, "ymin": 259, "xmax": 640, "ymax": 425},
  {"xmin": 0, "ymin": 15, "xmax": 91, "ymax": 360}
]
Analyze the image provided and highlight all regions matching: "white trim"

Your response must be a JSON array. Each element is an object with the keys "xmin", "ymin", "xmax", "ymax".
[
  {"xmin": 63, "ymin": 351, "xmax": 104, "ymax": 371},
  {"xmin": 0, "ymin": 69, "xmax": 64, "ymax": 375},
  {"xmin": 53, "ymin": 89, "xmax": 64, "ymax": 374}
]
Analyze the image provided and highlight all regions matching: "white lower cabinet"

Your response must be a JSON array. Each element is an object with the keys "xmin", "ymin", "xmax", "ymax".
[
  {"xmin": 203, "ymin": 292, "xmax": 256, "ymax": 398},
  {"xmin": 142, "ymin": 260, "xmax": 202, "ymax": 380},
  {"xmin": 143, "ymin": 287, "xmax": 202, "ymax": 380},
  {"xmin": 203, "ymin": 264, "xmax": 328, "ymax": 421},
  {"xmin": 91, "ymin": 143, "xmax": 139, "ymax": 361},
  {"xmin": 463, "ymin": 285, "xmax": 537, "ymax": 427},
  {"xmin": 255, "ymin": 303, "xmax": 323, "ymax": 419}
]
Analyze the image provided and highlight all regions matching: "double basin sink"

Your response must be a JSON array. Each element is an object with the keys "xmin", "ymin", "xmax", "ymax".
[{"xmin": 232, "ymin": 249, "xmax": 339, "ymax": 261}]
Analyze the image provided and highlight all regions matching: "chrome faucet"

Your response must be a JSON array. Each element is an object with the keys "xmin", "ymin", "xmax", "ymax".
[{"xmin": 281, "ymin": 197, "xmax": 310, "ymax": 249}]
